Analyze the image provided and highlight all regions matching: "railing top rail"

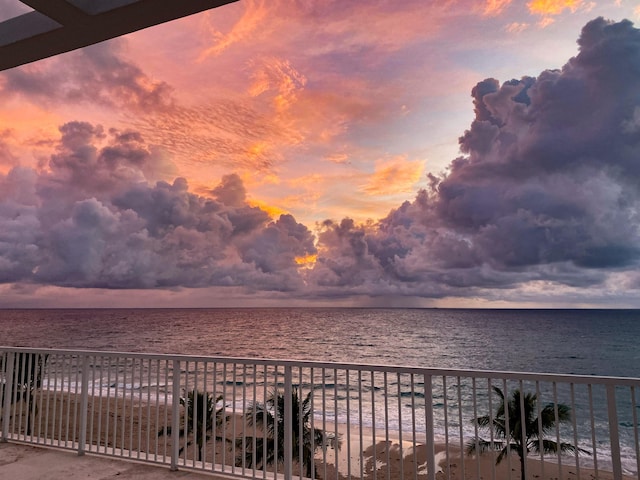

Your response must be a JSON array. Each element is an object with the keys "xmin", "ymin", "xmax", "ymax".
[{"xmin": 2, "ymin": 345, "xmax": 639, "ymax": 386}]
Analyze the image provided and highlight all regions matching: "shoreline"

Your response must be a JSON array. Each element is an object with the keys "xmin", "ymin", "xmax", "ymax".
[
  {"xmin": 326, "ymin": 423, "xmax": 634, "ymax": 480},
  {"xmin": 1, "ymin": 391, "xmax": 635, "ymax": 480}
]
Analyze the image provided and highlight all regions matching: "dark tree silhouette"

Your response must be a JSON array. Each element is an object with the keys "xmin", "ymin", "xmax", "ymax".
[
  {"xmin": 1, "ymin": 352, "xmax": 48, "ymax": 435},
  {"xmin": 467, "ymin": 386, "xmax": 589, "ymax": 480},
  {"xmin": 239, "ymin": 389, "xmax": 340, "ymax": 479},
  {"xmin": 158, "ymin": 389, "xmax": 227, "ymax": 461}
]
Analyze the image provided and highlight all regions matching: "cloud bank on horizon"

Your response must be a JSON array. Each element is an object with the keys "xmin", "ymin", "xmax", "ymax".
[{"xmin": 1, "ymin": 9, "xmax": 640, "ymax": 306}]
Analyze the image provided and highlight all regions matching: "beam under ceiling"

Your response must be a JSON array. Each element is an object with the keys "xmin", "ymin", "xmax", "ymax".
[{"xmin": 0, "ymin": 0, "xmax": 239, "ymax": 71}]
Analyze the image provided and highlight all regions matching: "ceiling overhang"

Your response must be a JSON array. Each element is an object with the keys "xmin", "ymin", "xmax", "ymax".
[{"xmin": 0, "ymin": 0, "xmax": 239, "ymax": 71}]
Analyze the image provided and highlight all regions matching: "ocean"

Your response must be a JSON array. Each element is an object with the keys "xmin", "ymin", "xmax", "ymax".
[
  {"xmin": 2, "ymin": 308, "xmax": 640, "ymax": 474},
  {"xmin": 1, "ymin": 308, "xmax": 639, "ymax": 377}
]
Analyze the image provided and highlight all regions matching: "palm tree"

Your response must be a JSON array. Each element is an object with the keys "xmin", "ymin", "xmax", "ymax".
[
  {"xmin": 239, "ymin": 389, "xmax": 340, "ymax": 479},
  {"xmin": 1, "ymin": 352, "xmax": 48, "ymax": 435},
  {"xmin": 158, "ymin": 389, "xmax": 227, "ymax": 461},
  {"xmin": 466, "ymin": 386, "xmax": 589, "ymax": 480}
]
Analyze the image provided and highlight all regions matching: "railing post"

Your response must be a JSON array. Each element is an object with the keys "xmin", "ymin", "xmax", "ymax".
[
  {"xmin": 1, "ymin": 352, "xmax": 15, "ymax": 442},
  {"xmin": 424, "ymin": 373, "xmax": 436, "ymax": 480},
  {"xmin": 606, "ymin": 384, "xmax": 623, "ymax": 480},
  {"xmin": 78, "ymin": 355, "xmax": 90, "ymax": 455},
  {"xmin": 170, "ymin": 359, "xmax": 181, "ymax": 471},
  {"xmin": 284, "ymin": 365, "xmax": 293, "ymax": 480}
]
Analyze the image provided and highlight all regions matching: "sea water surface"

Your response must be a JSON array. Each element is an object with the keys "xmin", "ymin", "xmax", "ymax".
[{"xmin": 1, "ymin": 308, "xmax": 639, "ymax": 377}]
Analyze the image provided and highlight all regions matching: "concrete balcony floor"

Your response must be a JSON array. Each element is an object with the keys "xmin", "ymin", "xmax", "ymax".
[{"xmin": 0, "ymin": 442, "xmax": 223, "ymax": 480}]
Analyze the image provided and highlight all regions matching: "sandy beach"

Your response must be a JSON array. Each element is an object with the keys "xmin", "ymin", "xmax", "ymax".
[{"xmin": 1, "ymin": 391, "xmax": 632, "ymax": 480}]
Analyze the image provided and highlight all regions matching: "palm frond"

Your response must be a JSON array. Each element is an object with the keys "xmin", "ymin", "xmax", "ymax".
[
  {"xmin": 465, "ymin": 438, "xmax": 504, "ymax": 456},
  {"xmin": 468, "ymin": 386, "xmax": 590, "ymax": 478}
]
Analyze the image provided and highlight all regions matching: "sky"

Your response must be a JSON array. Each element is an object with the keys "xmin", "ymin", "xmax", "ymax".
[{"xmin": 0, "ymin": 0, "xmax": 639, "ymax": 308}]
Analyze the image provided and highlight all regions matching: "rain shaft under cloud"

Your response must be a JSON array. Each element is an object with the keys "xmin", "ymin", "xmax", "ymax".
[{"xmin": 1, "ymin": 17, "xmax": 640, "ymax": 303}]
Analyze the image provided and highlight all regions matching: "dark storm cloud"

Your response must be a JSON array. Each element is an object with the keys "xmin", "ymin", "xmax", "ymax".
[
  {"xmin": 307, "ymin": 17, "xmax": 640, "ymax": 297},
  {"xmin": 0, "ymin": 123, "xmax": 315, "ymax": 291},
  {"xmin": 435, "ymin": 17, "xmax": 640, "ymax": 269}
]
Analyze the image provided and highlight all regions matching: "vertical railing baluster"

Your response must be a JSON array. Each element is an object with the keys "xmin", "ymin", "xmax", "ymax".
[
  {"xmin": 323, "ymin": 368, "xmax": 328, "ymax": 480},
  {"xmin": 154, "ymin": 359, "xmax": 161, "ymax": 461},
  {"xmin": 262, "ymin": 364, "xmax": 268, "ymax": 480},
  {"xmin": 334, "ymin": 368, "xmax": 339, "ymax": 480},
  {"xmin": 410, "ymin": 373, "xmax": 416, "ymax": 480},
  {"xmin": 170, "ymin": 358, "xmax": 181, "ymax": 471},
  {"xmin": 222, "ymin": 362, "xmax": 227, "ymax": 471},
  {"xmin": 121, "ymin": 357, "xmax": 127, "ymax": 456},
  {"xmin": 193, "ymin": 361, "xmax": 199, "ymax": 467},
  {"xmin": 251, "ymin": 362, "xmax": 258, "ymax": 477},
  {"xmin": 1, "ymin": 351, "xmax": 15, "ymax": 442},
  {"xmin": 51, "ymin": 355, "xmax": 58, "ymax": 446},
  {"xmin": 570, "ymin": 383, "xmax": 580, "ymax": 479},
  {"xmin": 424, "ymin": 373, "xmax": 435, "ymax": 480},
  {"xmin": 488, "ymin": 378, "xmax": 495, "ymax": 480},
  {"xmin": 384, "ymin": 371, "xmax": 390, "ymax": 480},
  {"xmin": 78, "ymin": 354, "xmax": 89, "ymax": 455},
  {"xmin": 606, "ymin": 384, "xmax": 623, "ymax": 480},
  {"xmin": 284, "ymin": 364, "xmax": 293, "ymax": 480},
  {"xmin": 72, "ymin": 355, "xmax": 80, "ymax": 448},
  {"xmin": 371, "ymin": 370, "xmax": 377, "ymax": 480},
  {"xmin": 587, "ymin": 384, "xmax": 599, "ymax": 478},
  {"xmin": 443, "ymin": 376, "xmax": 450, "ymax": 480},
  {"xmin": 311, "ymin": 368, "xmax": 317, "ymax": 480},
  {"xmin": 89, "ymin": 355, "xmax": 96, "ymax": 453},
  {"xmin": 112, "ymin": 357, "xmax": 119, "ymax": 454},
  {"xmin": 297, "ymin": 368, "xmax": 303, "ymax": 479},
  {"xmin": 358, "ymin": 370, "xmax": 363, "ymax": 480},
  {"xmin": 631, "ymin": 386, "xmax": 639, "ymax": 479},
  {"xmin": 212, "ymin": 362, "xmax": 218, "ymax": 470},
  {"xmin": 139, "ymin": 358, "xmax": 146, "ymax": 460},
  {"xmin": 536, "ymin": 381, "xmax": 544, "ymax": 480},
  {"xmin": 346, "ymin": 369, "xmax": 352, "ymax": 479},
  {"xmin": 96, "ymin": 356, "xmax": 104, "ymax": 454},
  {"xmin": 518, "ymin": 379, "xmax": 527, "ymax": 480},
  {"xmin": 104, "ymin": 357, "xmax": 111, "ymax": 454},
  {"xmin": 553, "ymin": 382, "xmax": 562, "ymax": 480},
  {"xmin": 457, "ymin": 376, "xmax": 464, "ymax": 480},
  {"xmin": 472, "ymin": 377, "xmax": 480, "ymax": 480},
  {"xmin": 202, "ymin": 360, "xmax": 209, "ymax": 469},
  {"xmin": 129, "ymin": 358, "xmax": 136, "ymax": 459},
  {"xmin": 231, "ymin": 363, "xmax": 237, "ymax": 473},
  {"xmin": 240, "ymin": 363, "xmax": 247, "ymax": 474},
  {"xmin": 397, "ymin": 372, "xmax": 403, "ymax": 480},
  {"xmin": 503, "ymin": 379, "xmax": 511, "ymax": 479}
]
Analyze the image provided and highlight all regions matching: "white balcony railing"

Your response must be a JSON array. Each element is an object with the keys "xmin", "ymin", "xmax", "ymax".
[{"xmin": 1, "ymin": 347, "xmax": 639, "ymax": 480}]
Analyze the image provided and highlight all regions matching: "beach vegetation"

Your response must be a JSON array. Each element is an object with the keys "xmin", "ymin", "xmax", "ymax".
[
  {"xmin": 1, "ymin": 352, "xmax": 48, "ymax": 435},
  {"xmin": 158, "ymin": 389, "xmax": 227, "ymax": 461},
  {"xmin": 466, "ymin": 386, "xmax": 589, "ymax": 480},
  {"xmin": 238, "ymin": 389, "xmax": 341, "ymax": 479}
]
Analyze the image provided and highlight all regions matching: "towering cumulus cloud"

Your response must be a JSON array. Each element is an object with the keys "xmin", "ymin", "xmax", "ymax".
[
  {"xmin": 310, "ymin": 18, "xmax": 640, "ymax": 300},
  {"xmin": 0, "ymin": 123, "xmax": 315, "ymax": 291}
]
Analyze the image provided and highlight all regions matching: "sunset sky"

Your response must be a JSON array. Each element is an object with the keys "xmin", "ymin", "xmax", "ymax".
[{"xmin": 1, "ymin": 0, "xmax": 639, "ymax": 308}]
